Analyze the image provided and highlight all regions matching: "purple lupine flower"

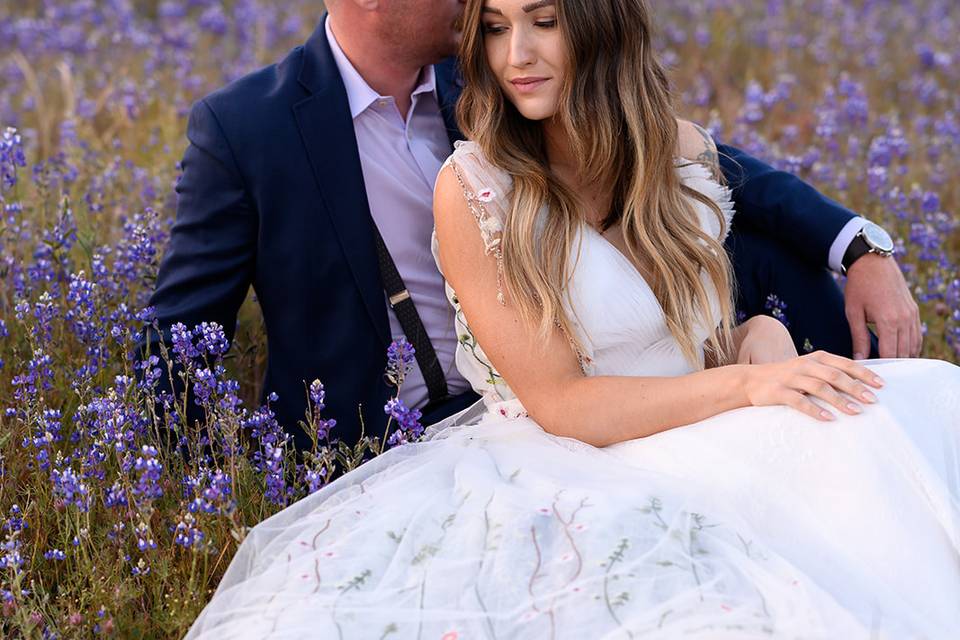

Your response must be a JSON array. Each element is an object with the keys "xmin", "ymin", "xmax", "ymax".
[
  {"xmin": 261, "ymin": 442, "xmax": 290, "ymax": 506},
  {"xmin": 11, "ymin": 347, "xmax": 56, "ymax": 404},
  {"xmin": 104, "ymin": 481, "xmax": 127, "ymax": 509},
  {"xmin": 134, "ymin": 522, "xmax": 156, "ymax": 553},
  {"xmin": 921, "ymin": 191, "xmax": 941, "ymax": 214},
  {"xmin": 764, "ymin": 294, "xmax": 790, "ymax": 329},
  {"xmin": 193, "ymin": 367, "xmax": 217, "ymax": 406},
  {"xmin": 195, "ymin": 321, "xmax": 229, "ymax": 357},
  {"xmin": 0, "ymin": 538, "xmax": 24, "ymax": 573},
  {"xmin": 384, "ymin": 398, "xmax": 424, "ymax": 448},
  {"xmin": 739, "ymin": 80, "xmax": 766, "ymax": 124},
  {"xmin": 309, "ymin": 380, "xmax": 325, "ymax": 409},
  {"xmin": 2, "ymin": 505, "xmax": 27, "ymax": 535},
  {"xmin": 43, "ymin": 549, "xmax": 66, "ymax": 561},
  {"xmin": 306, "ymin": 379, "xmax": 336, "ymax": 441},
  {"xmin": 216, "ymin": 375, "xmax": 243, "ymax": 414},
  {"xmin": 385, "ymin": 338, "xmax": 416, "ymax": 388},
  {"xmin": 304, "ymin": 465, "xmax": 327, "ymax": 495},
  {"xmin": 130, "ymin": 445, "xmax": 163, "ymax": 502},
  {"xmin": 65, "ymin": 271, "xmax": 102, "ymax": 345},
  {"xmin": 185, "ymin": 467, "xmax": 236, "ymax": 515},
  {"xmin": 136, "ymin": 355, "xmax": 162, "ymax": 393},
  {"xmin": 0, "ymin": 127, "xmax": 27, "ymax": 191},
  {"xmin": 170, "ymin": 322, "xmax": 198, "ymax": 364},
  {"xmin": 51, "ymin": 467, "xmax": 91, "ymax": 512},
  {"xmin": 171, "ymin": 514, "xmax": 205, "ymax": 550}
]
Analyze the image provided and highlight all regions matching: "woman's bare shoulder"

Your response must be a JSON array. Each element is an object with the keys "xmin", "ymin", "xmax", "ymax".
[{"xmin": 676, "ymin": 118, "xmax": 722, "ymax": 182}]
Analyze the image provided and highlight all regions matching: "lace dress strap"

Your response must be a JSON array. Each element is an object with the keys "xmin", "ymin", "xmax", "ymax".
[
  {"xmin": 439, "ymin": 141, "xmax": 592, "ymax": 377},
  {"xmin": 441, "ymin": 140, "xmax": 513, "ymax": 306}
]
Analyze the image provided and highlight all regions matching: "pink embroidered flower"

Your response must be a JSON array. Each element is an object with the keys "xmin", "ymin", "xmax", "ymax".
[
  {"xmin": 441, "ymin": 632, "xmax": 459, "ymax": 640},
  {"xmin": 720, "ymin": 604, "xmax": 732, "ymax": 612},
  {"xmin": 477, "ymin": 187, "xmax": 496, "ymax": 203}
]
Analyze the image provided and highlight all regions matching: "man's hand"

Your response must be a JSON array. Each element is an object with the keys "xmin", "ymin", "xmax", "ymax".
[
  {"xmin": 735, "ymin": 315, "xmax": 799, "ymax": 365},
  {"xmin": 843, "ymin": 253, "xmax": 922, "ymax": 359}
]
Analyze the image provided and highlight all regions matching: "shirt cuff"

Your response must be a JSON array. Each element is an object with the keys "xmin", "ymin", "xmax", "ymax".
[{"xmin": 828, "ymin": 216, "xmax": 869, "ymax": 273}]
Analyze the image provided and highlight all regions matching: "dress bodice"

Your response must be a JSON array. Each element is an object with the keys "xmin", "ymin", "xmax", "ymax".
[{"xmin": 431, "ymin": 140, "xmax": 735, "ymax": 412}]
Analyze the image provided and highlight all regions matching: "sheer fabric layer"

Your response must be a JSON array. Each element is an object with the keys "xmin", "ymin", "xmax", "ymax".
[{"xmin": 185, "ymin": 142, "xmax": 960, "ymax": 639}]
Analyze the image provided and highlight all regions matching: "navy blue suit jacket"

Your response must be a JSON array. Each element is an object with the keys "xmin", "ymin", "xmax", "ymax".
[{"xmin": 142, "ymin": 16, "xmax": 858, "ymax": 452}]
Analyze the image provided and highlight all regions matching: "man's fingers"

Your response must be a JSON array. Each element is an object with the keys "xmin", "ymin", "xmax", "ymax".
[
  {"xmin": 846, "ymin": 306, "xmax": 871, "ymax": 361},
  {"xmin": 876, "ymin": 321, "xmax": 898, "ymax": 359},
  {"xmin": 897, "ymin": 324, "xmax": 910, "ymax": 359},
  {"xmin": 913, "ymin": 318, "xmax": 924, "ymax": 358}
]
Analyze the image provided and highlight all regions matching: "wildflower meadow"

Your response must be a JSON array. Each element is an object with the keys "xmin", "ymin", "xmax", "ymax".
[{"xmin": 0, "ymin": 0, "xmax": 957, "ymax": 637}]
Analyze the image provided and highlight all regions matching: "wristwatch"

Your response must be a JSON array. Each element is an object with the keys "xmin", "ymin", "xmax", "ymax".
[{"xmin": 841, "ymin": 222, "xmax": 894, "ymax": 275}]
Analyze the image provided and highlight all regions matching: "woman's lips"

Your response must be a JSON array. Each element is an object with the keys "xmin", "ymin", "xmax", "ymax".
[{"xmin": 510, "ymin": 77, "xmax": 550, "ymax": 94}]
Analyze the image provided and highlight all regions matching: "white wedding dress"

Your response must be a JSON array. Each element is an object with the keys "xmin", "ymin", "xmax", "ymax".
[{"xmin": 185, "ymin": 141, "xmax": 960, "ymax": 639}]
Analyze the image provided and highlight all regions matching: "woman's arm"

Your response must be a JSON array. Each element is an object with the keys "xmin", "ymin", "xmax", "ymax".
[
  {"xmin": 706, "ymin": 315, "xmax": 799, "ymax": 368},
  {"xmin": 434, "ymin": 164, "xmax": 883, "ymax": 449}
]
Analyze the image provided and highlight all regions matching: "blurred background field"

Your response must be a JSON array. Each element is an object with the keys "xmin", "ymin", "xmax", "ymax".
[{"xmin": 0, "ymin": 0, "xmax": 957, "ymax": 637}]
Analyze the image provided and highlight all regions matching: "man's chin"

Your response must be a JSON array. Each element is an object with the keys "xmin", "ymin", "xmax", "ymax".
[{"xmin": 440, "ymin": 33, "xmax": 462, "ymax": 59}]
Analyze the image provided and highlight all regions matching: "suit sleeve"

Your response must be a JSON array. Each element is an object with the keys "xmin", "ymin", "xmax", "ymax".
[
  {"xmin": 717, "ymin": 143, "xmax": 857, "ymax": 268},
  {"xmin": 135, "ymin": 99, "xmax": 258, "ymax": 423}
]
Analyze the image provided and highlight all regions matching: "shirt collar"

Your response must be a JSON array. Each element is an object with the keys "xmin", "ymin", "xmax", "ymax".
[{"xmin": 325, "ymin": 18, "xmax": 437, "ymax": 120}]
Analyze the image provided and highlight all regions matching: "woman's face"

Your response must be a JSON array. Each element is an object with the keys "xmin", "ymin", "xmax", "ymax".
[{"xmin": 481, "ymin": 0, "xmax": 567, "ymax": 121}]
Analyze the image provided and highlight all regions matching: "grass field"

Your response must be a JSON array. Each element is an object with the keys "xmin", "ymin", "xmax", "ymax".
[{"xmin": 0, "ymin": 1, "xmax": 957, "ymax": 636}]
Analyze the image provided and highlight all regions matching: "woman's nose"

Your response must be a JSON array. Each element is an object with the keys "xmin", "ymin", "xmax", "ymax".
[{"xmin": 508, "ymin": 30, "xmax": 536, "ymax": 67}]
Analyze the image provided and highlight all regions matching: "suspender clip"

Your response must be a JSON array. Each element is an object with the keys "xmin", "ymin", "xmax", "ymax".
[{"xmin": 389, "ymin": 290, "xmax": 411, "ymax": 308}]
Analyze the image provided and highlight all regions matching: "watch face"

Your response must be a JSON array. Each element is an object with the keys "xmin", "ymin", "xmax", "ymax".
[{"xmin": 863, "ymin": 223, "xmax": 894, "ymax": 253}]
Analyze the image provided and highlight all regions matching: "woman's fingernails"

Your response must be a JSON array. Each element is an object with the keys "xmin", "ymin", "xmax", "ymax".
[
  {"xmin": 873, "ymin": 377, "xmax": 885, "ymax": 387},
  {"xmin": 861, "ymin": 390, "xmax": 877, "ymax": 403},
  {"xmin": 820, "ymin": 410, "xmax": 835, "ymax": 421},
  {"xmin": 847, "ymin": 403, "xmax": 863, "ymax": 414},
  {"xmin": 854, "ymin": 352, "xmax": 865, "ymax": 360}
]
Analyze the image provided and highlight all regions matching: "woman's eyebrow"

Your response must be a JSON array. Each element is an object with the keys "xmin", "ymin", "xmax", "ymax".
[
  {"xmin": 482, "ymin": 0, "xmax": 554, "ymax": 15},
  {"xmin": 522, "ymin": 0, "xmax": 555, "ymax": 11}
]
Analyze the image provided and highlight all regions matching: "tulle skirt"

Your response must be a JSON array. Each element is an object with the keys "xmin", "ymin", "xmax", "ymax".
[{"xmin": 185, "ymin": 359, "xmax": 960, "ymax": 639}]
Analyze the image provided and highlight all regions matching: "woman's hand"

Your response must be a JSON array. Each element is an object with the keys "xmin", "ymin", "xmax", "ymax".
[
  {"xmin": 742, "ymin": 351, "xmax": 885, "ymax": 422},
  {"xmin": 735, "ymin": 315, "xmax": 798, "ymax": 364}
]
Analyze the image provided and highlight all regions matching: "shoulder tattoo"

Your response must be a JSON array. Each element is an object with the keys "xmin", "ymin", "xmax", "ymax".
[{"xmin": 691, "ymin": 122, "xmax": 722, "ymax": 183}]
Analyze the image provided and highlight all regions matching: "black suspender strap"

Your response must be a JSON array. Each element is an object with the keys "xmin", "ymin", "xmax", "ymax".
[{"xmin": 372, "ymin": 225, "xmax": 449, "ymax": 405}]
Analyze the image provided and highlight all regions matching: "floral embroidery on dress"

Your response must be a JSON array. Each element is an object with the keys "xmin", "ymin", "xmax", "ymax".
[
  {"xmin": 448, "ymin": 158, "xmax": 508, "ymax": 307},
  {"xmin": 476, "ymin": 187, "xmax": 497, "ymax": 203}
]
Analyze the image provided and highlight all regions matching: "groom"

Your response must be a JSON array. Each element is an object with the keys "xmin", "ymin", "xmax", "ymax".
[{"xmin": 140, "ymin": 0, "xmax": 921, "ymax": 453}]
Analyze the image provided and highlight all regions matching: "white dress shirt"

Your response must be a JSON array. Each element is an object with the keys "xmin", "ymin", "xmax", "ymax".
[{"xmin": 326, "ymin": 20, "xmax": 471, "ymax": 411}]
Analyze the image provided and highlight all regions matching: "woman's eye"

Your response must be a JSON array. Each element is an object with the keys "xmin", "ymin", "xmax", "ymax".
[
  {"xmin": 535, "ymin": 19, "xmax": 557, "ymax": 28},
  {"xmin": 482, "ymin": 24, "xmax": 507, "ymax": 35}
]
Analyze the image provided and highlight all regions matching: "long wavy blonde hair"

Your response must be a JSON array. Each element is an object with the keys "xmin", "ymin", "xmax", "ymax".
[{"xmin": 457, "ymin": 0, "xmax": 736, "ymax": 368}]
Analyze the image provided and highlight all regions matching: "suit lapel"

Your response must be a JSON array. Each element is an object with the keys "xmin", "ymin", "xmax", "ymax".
[
  {"xmin": 434, "ymin": 57, "xmax": 466, "ymax": 147},
  {"xmin": 294, "ymin": 15, "xmax": 391, "ymax": 348}
]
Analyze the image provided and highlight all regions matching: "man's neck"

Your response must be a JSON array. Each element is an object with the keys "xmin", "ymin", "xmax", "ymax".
[{"xmin": 328, "ymin": 16, "xmax": 423, "ymax": 119}]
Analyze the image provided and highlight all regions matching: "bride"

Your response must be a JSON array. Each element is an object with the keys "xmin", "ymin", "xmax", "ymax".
[{"xmin": 186, "ymin": 0, "xmax": 960, "ymax": 637}]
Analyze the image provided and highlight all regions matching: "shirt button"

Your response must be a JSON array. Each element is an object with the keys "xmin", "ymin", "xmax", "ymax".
[{"xmin": 378, "ymin": 99, "xmax": 389, "ymax": 108}]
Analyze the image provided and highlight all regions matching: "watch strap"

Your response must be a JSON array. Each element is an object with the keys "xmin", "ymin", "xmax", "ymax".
[{"xmin": 841, "ymin": 232, "xmax": 872, "ymax": 274}]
